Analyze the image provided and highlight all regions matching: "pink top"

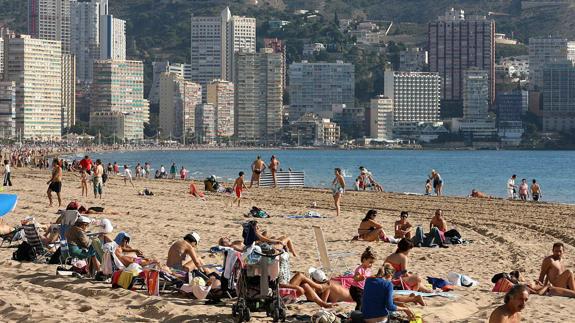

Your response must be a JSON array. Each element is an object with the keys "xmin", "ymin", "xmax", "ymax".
[
  {"xmin": 351, "ymin": 265, "xmax": 372, "ymax": 289},
  {"xmin": 519, "ymin": 183, "xmax": 528, "ymax": 195}
]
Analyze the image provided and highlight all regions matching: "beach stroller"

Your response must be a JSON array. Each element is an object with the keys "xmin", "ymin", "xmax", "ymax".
[{"xmin": 232, "ymin": 222, "xmax": 286, "ymax": 322}]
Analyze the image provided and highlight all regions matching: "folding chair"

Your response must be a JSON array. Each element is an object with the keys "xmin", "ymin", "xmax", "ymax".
[
  {"xmin": 312, "ymin": 226, "xmax": 355, "ymax": 274},
  {"xmin": 22, "ymin": 223, "xmax": 52, "ymax": 263},
  {"xmin": 58, "ymin": 210, "xmax": 79, "ymax": 264}
]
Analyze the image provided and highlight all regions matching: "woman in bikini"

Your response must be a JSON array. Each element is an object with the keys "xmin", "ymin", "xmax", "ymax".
[
  {"xmin": 356, "ymin": 209, "xmax": 389, "ymax": 242},
  {"xmin": 332, "ymin": 168, "xmax": 345, "ymax": 217},
  {"xmin": 384, "ymin": 238, "xmax": 433, "ymax": 293}
]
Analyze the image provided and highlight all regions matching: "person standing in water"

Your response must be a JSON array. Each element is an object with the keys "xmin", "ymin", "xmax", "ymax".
[
  {"xmin": 269, "ymin": 155, "xmax": 280, "ymax": 188},
  {"xmin": 332, "ymin": 168, "xmax": 345, "ymax": 216},
  {"xmin": 531, "ymin": 179, "xmax": 542, "ymax": 201}
]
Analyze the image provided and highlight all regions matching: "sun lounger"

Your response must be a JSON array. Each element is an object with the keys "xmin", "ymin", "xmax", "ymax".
[{"xmin": 312, "ymin": 225, "xmax": 354, "ymax": 274}]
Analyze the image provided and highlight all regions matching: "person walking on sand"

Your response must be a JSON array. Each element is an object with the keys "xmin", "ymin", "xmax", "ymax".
[
  {"xmin": 93, "ymin": 159, "xmax": 104, "ymax": 199},
  {"xmin": 269, "ymin": 155, "xmax": 280, "ymax": 188},
  {"xmin": 231, "ymin": 171, "xmax": 247, "ymax": 207},
  {"xmin": 47, "ymin": 158, "xmax": 62, "ymax": 207},
  {"xmin": 80, "ymin": 169, "xmax": 88, "ymax": 197},
  {"xmin": 123, "ymin": 165, "xmax": 135, "ymax": 187},
  {"xmin": 3, "ymin": 160, "xmax": 12, "ymax": 187},
  {"xmin": 332, "ymin": 168, "xmax": 345, "ymax": 216},
  {"xmin": 507, "ymin": 174, "xmax": 517, "ymax": 200},
  {"xmin": 531, "ymin": 179, "xmax": 542, "ymax": 201},
  {"xmin": 489, "ymin": 284, "xmax": 528, "ymax": 323},
  {"xmin": 249, "ymin": 156, "xmax": 266, "ymax": 188}
]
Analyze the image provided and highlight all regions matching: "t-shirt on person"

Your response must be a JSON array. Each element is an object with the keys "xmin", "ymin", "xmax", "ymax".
[
  {"xmin": 361, "ymin": 277, "xmax": 397, "ymax": 320},
  {"xmin": 351, "ymin": 266, "xmax": 371, "ymax": 289}
]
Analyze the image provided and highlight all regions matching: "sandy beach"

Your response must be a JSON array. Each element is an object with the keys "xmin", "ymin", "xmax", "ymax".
[{"xmin": 0, "ymin": 168, "xmax": 574, "ymax": 322}]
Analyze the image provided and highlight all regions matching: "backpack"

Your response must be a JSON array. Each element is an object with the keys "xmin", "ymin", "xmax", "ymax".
[
  {"xmin": 412, "ymin": 226, "xmax": 425, "ymax": 247},
  {"xmin": 12, "ymin": 241, "xmax": 37, "ymax": 262},
  {"xmin": 242, "ymin": 221, "xmax": 258, "ymax": 247}
]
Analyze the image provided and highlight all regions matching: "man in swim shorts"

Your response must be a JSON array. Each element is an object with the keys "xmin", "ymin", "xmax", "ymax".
[
  {"xmin": 47, "ymin": 158, "xmax": 62, "ymax": 207},
  {"xmin": 231, "ymin": 171, "xmax": 247, "ymax": 207},
  {"xmin": 249, "ymin": 156, "xmax": 266, "ymax": 188}
]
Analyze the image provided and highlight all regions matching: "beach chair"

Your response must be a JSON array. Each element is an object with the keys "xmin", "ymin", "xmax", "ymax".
[
  {"xmin": 22, "ymin": 223, "xmax": 52, "ymax": 263},
  {"xmin": 312, "ymin": 226, "xmax": 354, "ymax": 274},
  {"xmin": 57, "ymin": 210, "xmax": 79, "ymax": 264}
]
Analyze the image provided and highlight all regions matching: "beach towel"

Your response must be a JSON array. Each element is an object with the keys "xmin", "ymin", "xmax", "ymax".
[
  {"xmin": 287, "ymin": 211, "xmax": 326, "ymax": 219},
  {"xmin": 393, "ymin": 290, "xmax": 457, "ymax": 299},
  {"xmin": 331, "ymin": 275, "xmax": 355, "ymax": 289},
  {"xmin": 145, "ymin": 270, "xmax": 160, "ymax": 296}
]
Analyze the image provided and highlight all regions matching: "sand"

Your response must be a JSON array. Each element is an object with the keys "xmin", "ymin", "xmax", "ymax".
[{"xmin": 0, "ymin": 168, "xmax": 574, "ymax": 322}]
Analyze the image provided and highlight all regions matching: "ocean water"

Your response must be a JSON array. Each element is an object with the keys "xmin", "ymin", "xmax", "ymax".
[{"xmin": 80, "ymin": 149, "xmax": 575, "ymax": 204}]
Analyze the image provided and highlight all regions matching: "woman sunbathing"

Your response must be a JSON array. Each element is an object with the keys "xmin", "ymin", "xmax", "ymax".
[
  {"xmin": 245, "ymin": 221, "xmax": 297, "ymax": 257},
  {"xmin": 356, "ymin": 210, "xmax": 389, "ymax": 242},
  {"xmin": 218, "ymin": 237, "xmax": 244, "ymax": 252},
  {"xmin": 114, "ymin": 232, "xmax": 156, "ymax": 267},
  {"xmin": 384, "ymin": 238, "xmax": 433, "ymax": 293}
]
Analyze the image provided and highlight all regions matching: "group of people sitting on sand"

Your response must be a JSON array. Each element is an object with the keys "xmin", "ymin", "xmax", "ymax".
[{"xmin": 354, "ymin": 209, "xmax": 462, "ymax": 248}]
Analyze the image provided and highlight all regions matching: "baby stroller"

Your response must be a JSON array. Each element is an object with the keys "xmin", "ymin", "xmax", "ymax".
[{"xmin": 232, "ymin": 222, "xmax": 286, "ymax": 322}]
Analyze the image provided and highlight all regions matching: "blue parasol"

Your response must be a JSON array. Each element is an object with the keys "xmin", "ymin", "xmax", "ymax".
[{"xmin": 0, "ymin": 194, "xmax": 18, "ymax": 217}]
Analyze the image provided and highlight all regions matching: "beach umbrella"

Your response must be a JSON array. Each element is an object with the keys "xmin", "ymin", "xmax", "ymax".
[{"xmin": 0, "ymin": 194, "xmax": 18, "ymax": 217}]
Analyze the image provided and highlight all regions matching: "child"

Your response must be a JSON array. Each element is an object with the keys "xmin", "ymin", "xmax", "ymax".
[
  {"xmin": 231, "ymin": 171, "xmax": 247, "ymax": 207},
  {"xmin": 123, "ymin": 165, "xmax": 135, "ymax": 187},
  {"xmin": 80, "ymin": 169, "xmax": 88, "ymax": 197},
  {"xmin": 350, "ymin": 247, "xmax": 376, "ymax": 310},
  {"xmin": 425, "ymin": 179, "xmax": 432, "ymax": 195}
]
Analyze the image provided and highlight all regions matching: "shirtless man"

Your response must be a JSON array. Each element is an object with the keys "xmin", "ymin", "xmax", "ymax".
[
  {"xmin": 249, "ymin": 156, "xmax": 266, "ymax": 188},
  {"xmin": 166, "ymin": 232, "xmax": 211, "ymax": 274},
  {"xmin": 489, "ymin": 284, "xmax": 528, "ymax": 323},
  {"xmin": 470, "ymin": 189, "xmax": 490, "ymax": 198},
  {"xmin": 269, "ymin": 155, "xmax": 280, "ymax": 188},
  {"xmin": 429, "ymin": 209, "xmax": 447, "ymax": 232},
  {"xmin": 538, "ymin": 242, "xmax": 575, "ymax": 291},
  {"xmin": 46, "ymin": 158, "xmax": 62, "ymax": 207},
  {"xmin": 394, "ymin": 211, "xmax": 413, "ymax": 239}
]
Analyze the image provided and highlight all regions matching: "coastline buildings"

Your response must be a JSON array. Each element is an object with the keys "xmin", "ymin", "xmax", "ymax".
[
  {"xmin": 428, "ymin": 8, "xmax": 495, "ymax": 107},
  {"xmin": 90, "ymin": 60, "xmax": 145, "ymax": 140},
  {"xmin": 4, "ymin": 35, "xmax": 62, "ymax": 140},
  {"xmin": 159, "ymin": 72, "xmax": 202, "ymax": 140},
  {"xmin": 99, "ymin": 14, "xmax": 126, "ymax": 60},
  {"xmin": 383, "ymin": 71, "xmax": 441, "ymax": 135},
  {"xmin": 195, "ymin": 103, "xmax": 216, "ymax": 144},
  {"xmin": 528, "ymin": 37, "xmax": 573, "ymax": 90},
  {"xmin": 399, "ymin": 48, "xmax": 428, "ymax": 72},
  {"xmin": 235, "ymin": 49, "xmax": 284, "ymax": 143},
  {"xmin": 288, "ymin": 61, "xmax": 355, "ymax": 121},
  {"xmin": 28, "ymin": 0, "xmax": 71, "ymax": 54},
  {"xmin": 190, "ymin": 7, "xmax": 256, "ymax": 96},
  {"xmin": 70, "ymin": 0, "xmax": 101, "ymax": 83},
  {"xmin": 207, "ymin": 80, "xmax": 235, "ymax": 138},
  {"xmin": 457, "ymin": 69, "xmax": 497, "ymax": 139},
  {"xmin": 541, "ymin": 60, "xmax": 575, "ymax": 131},
  {"xmin": 61, "ymin": 53, "xmax": 76, "ymax": 129},
  {"xmin": 288, "ymin": 113, "xmax": 341, "ymax": 146},
  {"xmin": 368, "ymin": 95, "xmax": 394, "ymax": 140},
  {"xmin": 149, "ymin": 61, "xmax": 191, "ymax": 106},
  {"xmin": 497, "ymin": 90, "xmax": 527, "ymax": 145},
  {"xmin": 0, "ymin": 81, "xmax": 16, "ymax": 139}
]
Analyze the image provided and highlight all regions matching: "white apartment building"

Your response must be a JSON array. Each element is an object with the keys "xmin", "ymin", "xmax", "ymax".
[
  {"xmin": 159, "ymin": 72, "xmax": 202, "ymax": 140},
  {"xmin": 70, "ymin": 0, "xmax": 100, "ymax": 83},
  {"xmin": 0, "ymin": 81, "xmax": 16, "ymax": 139},
  {"xmin": 100, "ymin": 15, "xmax": 126, "ymax": 60},
  {"xmin": 207, "ymin": 79, "xmax": 235, "ymax": 138},
  {"xmin": 5, "ymin": 35, "xmax": 62, "ymax": 140},
  {"xmin": 190, "ymin": 7, "xmax": 256, "ymax": 96},
  {"xmin": 195, "ymin": 103, "xmax": 216, "ymax": 144},
  {"xmin": 288, "ymin": 61, "xmax": 355, "ymax": 121},
  {"xmin": 383, "ymin": 71, "xmax": 441, "ymax": 126},
  {"xmin": 149, "ymin": 61, "xmax": 191, "ymax": 105},
  {"xmin": 369, "ymin": 95, "xmax": 394, "ymax": 140},
  {"xmin": 235, "ymin": 49, "xmax": 284, "ymax": 143},
  {"xmin": 28, "ymin": 0, "xmax": 71, "ymax": 54},
  {"xmin": 61, "ymin": 53, "xmax": 76, "ymax": 130}
]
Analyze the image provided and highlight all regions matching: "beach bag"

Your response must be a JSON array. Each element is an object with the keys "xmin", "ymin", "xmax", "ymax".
[
  {"xmin": 12, "ymin": 241, "xmax": 36, "ymax": 262},
  {"xmin": 492, "ymin": 278, "xmax": 514, "ymax": 293},
  {"xmin": 412, "ymin": 226, "xmax": 425, "ymax": 247}
]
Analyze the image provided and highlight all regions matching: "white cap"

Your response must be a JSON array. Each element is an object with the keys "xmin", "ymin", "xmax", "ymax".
[
  {"xmin": 98, "ymin": 218, "xmax": 113, "ymax": 233},
  {"xmin": 77, "ymin": 215, "xmax": 92, "ymax": 224},
  {"xmin": 308, "ymin": 267, "xmax": 328, "ymax": 283}
]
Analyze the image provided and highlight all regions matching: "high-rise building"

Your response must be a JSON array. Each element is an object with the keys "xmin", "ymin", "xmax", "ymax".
[
  {"xmin": 148, "ymin": 61, "xmax": 191, "ymax": 105},
  {"xmin": 428, "ymin": 8, "xmax": 495, "ymax": 105},
  {"xmin": 399, "ymin": 48, "xmax": 428, "ymax": 72},
  {"xmin": 264, "ymin": 38, "xmax": 287, "ymax": 90},
  {"xmin": 195, "ymin": 103, "xmax": 216, "ymax": 144},
  {"xmin": 541, "ymin": 60, "xmax": 575, "ymax": 131},
  {"xmin": 528, "ymin": 37, "xmax": 570, "ymax": 90},
  {"xmin": 5, "ymin": 35, "xmax": 62, "ymax": 139},
  {"xmin": 0, "ymin": 81, "xmax": 16, "ymax": 139},
  {"xmin": 159, "ymin": 72, "xmax": 202, "ymax": 140},
  {"xmin": 368, "ymin": 95, "xmax": 394, "ymax": 140},
  {"xmin": 288, "ymin": 61, "xmax": 355, "ymax": 121},
  {"xmin": 90, "ymin": 60, "xmax": 145, "ymax": 140},
  {"xmin": 235, "ymin": 49, "xmax": 284, "ymax": 143},
  {"xmin": 100, "ymin": 15, "xmax": 126, "ymax": 60},
  {"xmin": 0, "ymin": 37, "xmax": 4, "ymax": 77},
  {"xmin": 70, "ymin": 0, "xmax": 100, "ymax": 83},
  {"xmin": 61, "ymin": 53, "xmax": 76, "ymax": 130},
  {"xmin": 462, "ymin": 69, "xmax": 490, "ymax": 120},
  {"xmin": 207, "ymin": 79, "xmax": 235, "ymax": 138},
  {"xmin": 383, "ymin": 71, "xmax": 441, "ymax": 125},
  {"xmin": 190, "ymin": 7, "xmax": 256, "ymax": 95},
  {"xmin": 28, "ymin": 0, "xmax": 71, "ymax": 54}
]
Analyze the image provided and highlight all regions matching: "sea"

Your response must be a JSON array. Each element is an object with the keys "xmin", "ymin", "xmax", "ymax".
[{"xmin": 79, "ymin": 149, "xmax": 575, "ymax": 204}]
